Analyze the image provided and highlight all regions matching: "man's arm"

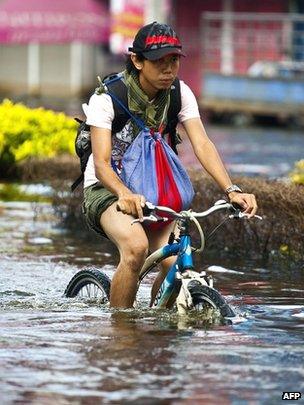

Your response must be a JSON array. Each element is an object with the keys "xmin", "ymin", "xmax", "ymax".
[
  {"xmin": 182, "ymin": 118, "xmax": 258, "ymax": 216},
  {"xmin": 90, "ymin": 126, "xmax": 145, "ymax": 219}
]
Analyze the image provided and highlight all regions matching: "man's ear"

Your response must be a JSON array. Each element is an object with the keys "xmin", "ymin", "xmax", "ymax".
[{"xmin": 130, "ymin": 53, "xmax": 143, "ymax": 71}]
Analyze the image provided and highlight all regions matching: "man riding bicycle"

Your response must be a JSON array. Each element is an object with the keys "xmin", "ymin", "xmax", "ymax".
[{"xmin": 83, "ymin": 22, "xmax": 258, "ymax": 308}]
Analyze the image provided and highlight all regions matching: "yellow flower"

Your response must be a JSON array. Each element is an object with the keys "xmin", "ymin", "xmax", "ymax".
[
  {"xmin": 279, "ymin": 244, "xmax": 289, "ymax": 254},
  {"xmin": 0, "ymin": 99, "xmax": 78, "ymax": 164},
  {"xmin": 289, "ymin": 160, "xmax": 304, "ymax": 185}
]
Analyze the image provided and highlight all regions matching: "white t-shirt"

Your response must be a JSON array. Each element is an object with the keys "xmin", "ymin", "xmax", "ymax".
[{"xmin": 84, "ymin": 80, "xmax": 200, "ymax": 188}]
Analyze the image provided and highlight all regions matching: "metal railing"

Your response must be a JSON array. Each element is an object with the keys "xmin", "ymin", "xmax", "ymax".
[{"xmin": 201, "ymin": 12, "xmax": 304, "ymax": 75}]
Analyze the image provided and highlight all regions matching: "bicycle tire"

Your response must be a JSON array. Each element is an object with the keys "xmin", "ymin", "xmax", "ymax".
[
  {"xmin": 187, "ymin": 280, "xmax": 235, "ymax": 318},
  {"xmin": 64, "ymin": 268, "xmax": 111, "ymax": 303}
]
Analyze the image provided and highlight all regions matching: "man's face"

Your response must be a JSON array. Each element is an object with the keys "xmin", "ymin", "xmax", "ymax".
[{"xmin": 134, "ymin": 54, "xmax": 180, "ymax": 95}]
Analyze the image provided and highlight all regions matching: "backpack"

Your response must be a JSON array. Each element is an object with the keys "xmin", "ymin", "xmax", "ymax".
[{"xmin": 71, "ymin": 73, "xmax": 182, "ymax": 192}]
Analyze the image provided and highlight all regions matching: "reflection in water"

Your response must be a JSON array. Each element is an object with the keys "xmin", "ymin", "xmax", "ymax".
[
  {"xmin": 179, "ymin": 125, "xmax": 304, "ymax": 177},
  {"xmin": 0, "ymin": 200, "xmax": 304, "ymax": 403},
  {"xmin": 84, "ymin": 312, "xmax": 184, "ymax": 402}
]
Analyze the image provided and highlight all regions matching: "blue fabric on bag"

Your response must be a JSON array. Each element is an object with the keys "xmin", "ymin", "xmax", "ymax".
[
  {"xmin": 120, "ymin": 129, "xmax": 158, "ymax": 204},
  {"xmin": 120, "ymin": 129, "xmax": 195, "ymax": 208}
]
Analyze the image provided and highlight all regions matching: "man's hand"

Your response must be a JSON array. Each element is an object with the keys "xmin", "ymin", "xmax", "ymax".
[
  {"xmin": 117, "ymin": 192, "xmax": 146, "ymax": 221},
  {"xmin": 228, "ymin": 192, "xmax": 258, "ymax": 218}
]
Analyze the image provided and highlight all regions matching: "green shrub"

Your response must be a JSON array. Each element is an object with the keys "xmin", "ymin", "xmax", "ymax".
[{"xmin": 0, "ymin": 99, "xmax": 77, "ymax": 166}]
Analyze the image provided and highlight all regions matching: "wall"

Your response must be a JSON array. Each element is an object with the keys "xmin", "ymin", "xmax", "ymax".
[
  {"xmin": 0, "ymin": 45, "xmax": 28, "ymax": 93},
  {"xmin": 39, "ymin": 45, "xmax": 71, "ymax": 96},
  {"xmin": 173, "ymin": 0, "xmax": 289, "ymax": 96},
  {"xmin": 173, "ymin": 0, "xmax": 222, "ymax": 96},
  {"xmin": 0, "ymin": 43, "xmax": 108, "ymax": 99}
]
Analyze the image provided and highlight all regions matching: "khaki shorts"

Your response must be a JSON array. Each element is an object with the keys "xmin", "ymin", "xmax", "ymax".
[{"xmin": 83, "ymin": 183, "xmax": 118, "ymax": 237}]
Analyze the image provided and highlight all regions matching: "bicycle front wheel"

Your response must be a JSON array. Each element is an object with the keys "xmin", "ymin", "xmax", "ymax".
[
  {"xmin": 64, "ymin": 268, "xmax": 111, "ymax": 303},
  {"xmin": 187, "ymin": 280, "xmax": 235, "ymax": 318}
]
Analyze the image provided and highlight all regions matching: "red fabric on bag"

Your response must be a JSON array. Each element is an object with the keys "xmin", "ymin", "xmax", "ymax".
[
  {"xmin": 155, "ymin": 139, "xmax": 182, "ymax": 211},
  {"xmin": 147, "ymin": 138, "xmax": 182, "ymax": 230}
]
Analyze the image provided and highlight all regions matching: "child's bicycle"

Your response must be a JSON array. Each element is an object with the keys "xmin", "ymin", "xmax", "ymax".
[{"xmin": 64, "ymin": 200, "xmax": 262, "ymax": 318}]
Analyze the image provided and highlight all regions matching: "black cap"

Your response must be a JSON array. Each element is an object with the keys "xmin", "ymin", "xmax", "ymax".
[{"xmin": 128, "ymin": 21, "xmax": 185, "ymax": 60}]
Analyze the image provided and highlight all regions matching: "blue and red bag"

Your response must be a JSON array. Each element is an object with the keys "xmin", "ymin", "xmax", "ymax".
[
  {"xmin": 120, "ymin": 128, "xmax": 194, "ymax": 213},
  {"xmin": 106, "ymin": 79, "xmax": 195, "ymax": 219}
]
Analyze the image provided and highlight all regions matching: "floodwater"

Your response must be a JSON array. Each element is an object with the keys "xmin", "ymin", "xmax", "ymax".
[
  {"xmin": 1, "ymin": 197, "xmax": 303, "ymax": 404},
  {"xmin": 1, "ymin": 124, "xmax": 304, "ymax": 404},
  {"xmin": 180, "ymin": 124, "xmax": 304, "ymax": 178}
]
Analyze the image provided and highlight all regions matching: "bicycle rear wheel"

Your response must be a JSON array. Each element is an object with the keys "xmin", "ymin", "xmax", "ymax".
[
  {"xmin": 65, "ymin": 268, "xmax": 111, "ymax": 303},
  {"xmin": 187, "ymin": 280, "xmax": 235, "ymax": 318}
]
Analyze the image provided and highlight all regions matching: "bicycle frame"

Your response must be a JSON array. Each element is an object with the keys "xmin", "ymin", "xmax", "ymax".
[
  {"xmin": 136, "ymin": 200, "xmax": 262, "ymax": 311},
  {"xmin": 138, "ymin": 221, "xmax": 197, "ymax": 309},
  {"xmin": 65, "ymin": 200, "xmax": 261, "ymax": 316}
]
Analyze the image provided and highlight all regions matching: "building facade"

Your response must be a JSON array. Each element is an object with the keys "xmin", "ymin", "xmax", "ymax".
[
  {"xmin": 172, "ymin": 0, "xmax": 304, "ymax": 96},
  {"xmin": 0, "ymin": 0, "xmax": 109, "ymax": 100}
]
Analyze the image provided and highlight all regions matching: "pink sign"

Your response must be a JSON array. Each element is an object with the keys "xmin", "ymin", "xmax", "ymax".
[{"xmin": 0, "ymin": 0, "xmax": 110, "ymax": 44}]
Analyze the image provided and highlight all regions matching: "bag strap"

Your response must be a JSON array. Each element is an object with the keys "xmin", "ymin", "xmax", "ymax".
[
  {"xmin": 103, "ymin": 75, "xmax": 147, "ymax": 131},
  {"xmin": 166, "ymin": 78, "xmax": 181, "ymax": 130},
  {"xmin": 165, "ymin": 78, "xmax": 181, "ymax": 154},
  {"xmin": 71, "ymin": 173, "xmax": 84, "ymax": 192},
  {"xmin": 103, "ymin": 74, "xmax": 181, "ymax": 154},
  {"xmin": 103, "ymin": 75, "xmax": 129, "ymax": 134}
]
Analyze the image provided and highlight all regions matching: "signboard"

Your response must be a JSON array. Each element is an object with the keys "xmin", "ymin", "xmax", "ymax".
[
  {"xmin": 110, "ymin": 0, "xmax": 145, "ymax": 54},
  {"xmin": 0, "ymin": 0, "xmax": 109, "ymax": 44}
]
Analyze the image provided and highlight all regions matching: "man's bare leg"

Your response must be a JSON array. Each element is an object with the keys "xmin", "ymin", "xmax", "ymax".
[
  {"xmin": 100, "ymin": 203, "xmax": 149, "ymax": 308},
  {"xmin": 149, "ymin": 256, "xmax": 176, "ymax": 306},
  {"xmin": 146, "ymin": 223, "xmax": 177, "ymax": 306}
]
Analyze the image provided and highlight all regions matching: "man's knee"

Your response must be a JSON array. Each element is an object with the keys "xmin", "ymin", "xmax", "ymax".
[{"xmin": 121, "ymin": 239, "xmax": 149, "ymax": 271}]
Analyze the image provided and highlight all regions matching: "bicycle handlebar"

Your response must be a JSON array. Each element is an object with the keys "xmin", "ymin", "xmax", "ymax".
[
  {"xmin": 137, "ymin": 200, "xmax": 262, "ymax": 223},
  {"xmin": 129, "ymin": 200, "xmax": 262, "ymax": 254}
]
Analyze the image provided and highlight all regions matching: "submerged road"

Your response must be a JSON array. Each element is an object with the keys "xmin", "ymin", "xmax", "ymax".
[{"xmin": 0, "ymin": 198, "xmax": 303, "ymax": 404}]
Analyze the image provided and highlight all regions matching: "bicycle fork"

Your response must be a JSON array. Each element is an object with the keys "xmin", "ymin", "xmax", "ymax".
[
  {"xmin": 176, "ymin": 270, "xmax": 213, "ymax": 315},
  {"xmin": 153, "ymin": 235, "xmax": 213, "ymax": 312}
]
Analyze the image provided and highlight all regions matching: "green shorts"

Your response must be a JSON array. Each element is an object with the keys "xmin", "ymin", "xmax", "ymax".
[{"xmin": 83, "ymin": 183, "xmax": 118, "ymax": 237}]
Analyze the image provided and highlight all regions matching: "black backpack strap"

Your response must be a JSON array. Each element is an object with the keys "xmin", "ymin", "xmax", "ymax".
[
  {"xmin": 164, "ymin": 78, "xmax": 182, "ymax": 154},
  {"xmin": 103, "ymin": 73, "xmax": 130, "ymax": 134},
  {"xmin": 71, "ymin": 146, "xmax": 92, "ymax": 192},
  {"xmin": 71, "ymin": 174, "xmax": 84, "ymax": 192},
  {"xmin": 167, "ymin": 77, "xmax": 181, "ymax": 125},
  {"xmin": 104, "ymin": 74, "xmax": 182, "ymax": 138},
  {"xmin": 104, "ymin": 74, "xmax": 182, "ymax": 151}
]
